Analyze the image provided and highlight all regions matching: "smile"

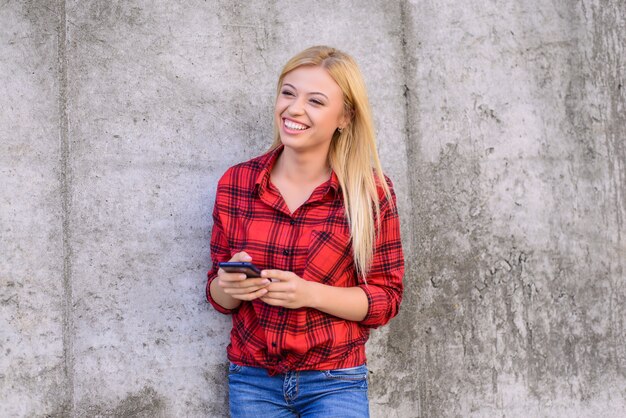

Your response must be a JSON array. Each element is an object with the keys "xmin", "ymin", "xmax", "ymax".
[{"xmin": 283, "ymin": 118, "xmax": 309, "ymax": 131}]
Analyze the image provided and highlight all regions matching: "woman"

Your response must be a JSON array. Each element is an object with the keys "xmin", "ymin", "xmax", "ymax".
[{"xmin": 206, "ymin": 45, "xmax": 404, "ymax": 417}]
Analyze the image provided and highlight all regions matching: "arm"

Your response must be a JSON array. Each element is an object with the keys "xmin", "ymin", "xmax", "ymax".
[
  {"xmin": 308, "ymin": 282, "xmax": 369, "ymax": 321},
  {"xmin": 260, "ymin": 178, "xmax": 404, "ymax": 324},
  {"xmin": 357, "ymin": 177, "xmax": 404, "ymax": 328},
  {"xmin": 206, "ymin": 195, "xmax": 240, "ymax": 313},
  {"xmin": 210, "ymin": 278, "xmax": 242, "ymax": 310},
  {"xmin": 259, "ymin": 268, "xmax": 369, "ymax": 321},
  {"xmin": 206, "ymin": 179, "xmax": 269, "ymax": 313},
  {"xmin": 210, "ymin": 252, "xmax": 271, "ymax": 310}
]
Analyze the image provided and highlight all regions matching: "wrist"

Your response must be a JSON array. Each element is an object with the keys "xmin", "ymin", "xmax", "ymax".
[
  {"xmin": 306, "ymin": 281, "xmax": 322, "ymax": 309},
  {"xmin": 210, "ymin": 278, "xmax": 242, "ymax": 310}
]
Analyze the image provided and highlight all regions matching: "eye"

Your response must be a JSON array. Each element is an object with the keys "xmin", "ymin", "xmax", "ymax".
[
  {"xmin": 310, "ymin": 99, "xmax": 324, "ymax": 105},
  {"xmin": 281, "ymin": 90, "xmax": 295, "ymax": 96}
]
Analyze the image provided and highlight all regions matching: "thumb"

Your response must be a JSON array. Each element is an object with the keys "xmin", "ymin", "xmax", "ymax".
[{"xmin": 230, "ymin": 251, "xmax": 252, "ymax": 262}]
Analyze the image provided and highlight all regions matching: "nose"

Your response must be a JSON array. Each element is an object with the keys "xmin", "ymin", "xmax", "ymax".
[{"xmin": 287, "ymin": 97, "xmax": 306, "ymax": 115}]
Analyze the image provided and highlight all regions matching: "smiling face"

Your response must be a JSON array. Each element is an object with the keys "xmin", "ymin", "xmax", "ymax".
[{"xmin": 274, "ymin": 65, "xmax": 348, "ymax": 155}]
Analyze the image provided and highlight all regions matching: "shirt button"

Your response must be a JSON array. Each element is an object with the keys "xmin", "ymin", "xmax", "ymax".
[
  {"xmin": 278, "ymin": 310, "xmax": 284, "ymax": 316},
  {"xmin": 283, "ymin": 249, "xmax": 289, "ymax": 256},
  {"xmin": 290, "ymin": 220, "xmax": 295, "ymax": 225},
  {"xmin": 272, "ymin": 342, "xmax": 277, "ymax": 347}
]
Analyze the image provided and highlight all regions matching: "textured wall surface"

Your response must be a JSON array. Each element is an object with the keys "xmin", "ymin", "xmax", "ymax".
[
  {"xmin": 402, "ymin": 0, "xmax": 625, "ymax": 416},
  {"xmin": 1, "ymin": 3, "xmax": 67, "ymax": 416},
  {"xmin": 1, "ymin": 0, "xmax": 624, "ymax": 417}
]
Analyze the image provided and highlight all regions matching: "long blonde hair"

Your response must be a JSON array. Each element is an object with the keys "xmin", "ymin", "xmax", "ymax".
[{"xmin": 269, "ymin": 45, "xmax": 392, "ymax": 282}]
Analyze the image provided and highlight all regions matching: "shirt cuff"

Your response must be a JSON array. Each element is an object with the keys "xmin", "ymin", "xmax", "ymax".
[
  {"xmin": 358, "ymin": 283, "xmax": 391, "ymax": 328},
  {"xmin": 206, "ymin": 272, "xmax": 238, "ymax": 315}
]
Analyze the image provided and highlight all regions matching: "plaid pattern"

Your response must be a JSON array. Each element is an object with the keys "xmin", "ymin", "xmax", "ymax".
[{"xmin": 206, "ymin": 145, "xmax": 404, "ymax": 375}]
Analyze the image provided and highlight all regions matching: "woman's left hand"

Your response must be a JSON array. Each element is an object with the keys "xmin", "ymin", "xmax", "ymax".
[{"xmin": 259, "ymin": 269, "xmax": 315, "ymax": 309}]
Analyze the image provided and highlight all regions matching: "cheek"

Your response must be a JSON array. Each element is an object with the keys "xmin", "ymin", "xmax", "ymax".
[
  {"xmin": 274, "ymin": 98, "xmax": 287, "ymax": 113},
  {"xmin": 274, "ymin": 105, "xmax": 285, "ymax": 122},
  {"xmin": 322, "ymin": 109, "xmax": 344, "ymax": 129},
  {"xmin": 275, "ymin": 102, "xmax": 292, "ymax": 119}
]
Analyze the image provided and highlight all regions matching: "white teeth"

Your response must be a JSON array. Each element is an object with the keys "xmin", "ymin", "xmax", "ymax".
[{"xmin": 284, "ymin": 119, "xmax": 308, "ymax": 130}]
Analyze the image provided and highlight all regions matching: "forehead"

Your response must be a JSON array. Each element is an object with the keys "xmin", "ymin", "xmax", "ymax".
[{"xmin": 281, "ymin": 66, "xmax": 342, "ymax": 96}]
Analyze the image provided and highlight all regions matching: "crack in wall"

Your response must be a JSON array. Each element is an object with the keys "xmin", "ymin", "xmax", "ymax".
[
  {"xmin": 398, "ymin": 1, "xmax": 425, "ymax": 416},
  {"xmin": 58, "ymin": 0, "xmax": 74, "ymax": 415}
]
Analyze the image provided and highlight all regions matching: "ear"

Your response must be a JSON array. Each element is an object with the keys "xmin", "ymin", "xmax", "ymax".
[{"xmin": 339, "ymin": 106, "xmax": 354, "ymax": 130}]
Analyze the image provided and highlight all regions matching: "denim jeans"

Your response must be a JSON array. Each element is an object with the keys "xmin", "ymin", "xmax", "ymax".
[{"xmin": 228, "ymin": 362, "xmax": 369, "ymax": 417}]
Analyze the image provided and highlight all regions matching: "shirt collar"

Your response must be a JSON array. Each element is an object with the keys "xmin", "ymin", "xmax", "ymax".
[{"xmin": 254, "ymin": 144, "xmax": 340, "ymax": 198}]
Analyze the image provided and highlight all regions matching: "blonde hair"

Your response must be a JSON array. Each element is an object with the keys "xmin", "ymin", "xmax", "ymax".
[{"xmin": 269, "ymin": 45, "xmax": 392, "ymax": 282}]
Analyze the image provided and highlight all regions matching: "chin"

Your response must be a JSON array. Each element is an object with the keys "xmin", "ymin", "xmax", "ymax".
[
  {"xmin": 280, "ymin": 137, "xmax": 331, "ymax": 155},
  {"xmin": 279, "ymin": 137, "xmax": 306, "ymax": 151}
]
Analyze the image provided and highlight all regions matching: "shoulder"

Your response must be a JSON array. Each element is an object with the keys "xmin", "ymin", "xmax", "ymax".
[
  {"xmin": 374, "ymin": 172, "xmax": 397, "ymax": 200},
  {"xmin": 217, "ymin": 149, "xmax": 274, "ymax": 188},
  {"xmin": 371, "ymin": 172, "xmax": 399, "ymax": 220},
  {"xmin": 374, "ymin": 172, "xmax": 395, "ymax": 189}
]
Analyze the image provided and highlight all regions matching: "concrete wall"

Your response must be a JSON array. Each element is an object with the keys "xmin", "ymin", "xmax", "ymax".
[{"xmin": 0, "ymin": 1, "xmax": 623, "ymax": 417}]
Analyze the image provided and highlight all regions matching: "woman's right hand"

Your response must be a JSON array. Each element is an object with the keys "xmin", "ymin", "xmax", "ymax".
[{"xmin": 216, "ymin": 252, "xmax": 270, "ymax": 301}]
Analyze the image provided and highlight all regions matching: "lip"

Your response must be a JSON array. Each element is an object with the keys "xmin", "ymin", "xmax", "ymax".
[{"xmin": 281, "ymin": 117, "xmax": 310, "ymax": 134}]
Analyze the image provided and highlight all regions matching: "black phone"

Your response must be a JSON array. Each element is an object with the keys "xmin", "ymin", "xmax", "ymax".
[{"xmin": 218, "ymin": 261, "xmax": 262, "ymax": 278}]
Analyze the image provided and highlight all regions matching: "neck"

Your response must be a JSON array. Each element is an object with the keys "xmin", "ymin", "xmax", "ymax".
[{"xmin": 274, "ymin": 145, "xmax": 331, "ymax": 184}]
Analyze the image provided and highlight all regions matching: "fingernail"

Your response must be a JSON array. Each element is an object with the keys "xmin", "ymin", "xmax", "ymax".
[{"xmin": 262, "ymin": 279, "xmax": 270, "ymax": 285}]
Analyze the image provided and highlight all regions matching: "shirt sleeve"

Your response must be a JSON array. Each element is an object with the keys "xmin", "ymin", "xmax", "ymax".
[
  {"xmin": 206, "ymin": 177, "xmax": 238, "ymax": 315},
  {"xmin": 357, "ymin": 176, "xmax": 405, "ymax": 328}
]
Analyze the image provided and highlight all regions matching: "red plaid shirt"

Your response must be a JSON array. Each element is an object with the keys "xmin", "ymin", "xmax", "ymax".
[{"xmin": 206, "ymin": 145, "xmax": 404, "ymax": 375}]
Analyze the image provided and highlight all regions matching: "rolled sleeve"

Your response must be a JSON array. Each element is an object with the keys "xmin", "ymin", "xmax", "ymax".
[
  {"xmin": 206, "ymin": 274, "xmax": 235, "ymax": 315},
  {"xmin": 206, "ymin": 181, "xmax": 238, "ymax": 315},
  {"xmin": 358, "ymin": 177, "xmax": 404, "ymax": 328}
]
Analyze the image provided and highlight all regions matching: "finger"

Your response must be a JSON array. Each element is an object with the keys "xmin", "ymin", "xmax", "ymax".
[
  {"xmin": 261, "ymin": 270, "xmax": 294, "ymax": 281},
  {"xmin": 263, "ymin": 291, "xmax": 290, "ymax": 300},
  {"xmin": 226, "ymin": 278, "xmax": 270, "ymax": 289},
  {"xmin": 265, "ymin": 282, "xmax": 292, "ymax": 293},
  {"xmin": 229, "ymin": 251, "xmax": 252, "ymax": 262},
  {"xmin": 219, "ymin": 279, "xmax": 269, "ymax": 293},
  {"xmin": 246, "ymin": 278, "xmax": 271, "ymax": 287},
  {"xmin": 232, "ymin": 287, "xmax": 268, "ymax": 301},
  {"xmin": 260, "ymin": 295, "xmax": 289, "ymax": 306},
  {"xmin": 217, "ymin": 271, "xmax": 247, "ymax": 283},
  {"xmin": 225, "ymin": 285, "xmax": 269, "ymax": 295}
]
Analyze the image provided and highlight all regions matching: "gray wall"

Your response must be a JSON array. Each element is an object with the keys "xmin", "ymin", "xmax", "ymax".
[{"xmin": 1, "ymin": 1, "xmax": 624, "ymax": 417}]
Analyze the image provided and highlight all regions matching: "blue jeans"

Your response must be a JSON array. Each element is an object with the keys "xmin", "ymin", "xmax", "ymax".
[{"xmin": 228, "ymin": 362, "xmax": 369, "ymax": 417}]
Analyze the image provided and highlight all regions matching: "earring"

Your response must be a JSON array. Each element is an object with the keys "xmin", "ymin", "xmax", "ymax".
[{"xmin": 337, "ymin": 127, "xmax": 343, "ymax": 133}]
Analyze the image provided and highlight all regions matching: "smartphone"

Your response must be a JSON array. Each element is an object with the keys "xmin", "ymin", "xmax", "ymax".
[{"xmin": 218, "ymin": 261, "xmax": 262, "ymax": 278}]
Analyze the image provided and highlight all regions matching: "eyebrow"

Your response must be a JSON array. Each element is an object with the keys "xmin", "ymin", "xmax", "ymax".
[{"xmin": 282, "ymin": 83, "xmax": 329, "ymax": 100}]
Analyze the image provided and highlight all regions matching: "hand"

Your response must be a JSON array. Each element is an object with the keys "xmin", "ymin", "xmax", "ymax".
[
  {"xmin": 216, "ymin": 252, "xmax": 270, "ymax": 301},
  {"xmin": 259, "ymin": 269, "xmax": 314, "ymax": 309}
]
